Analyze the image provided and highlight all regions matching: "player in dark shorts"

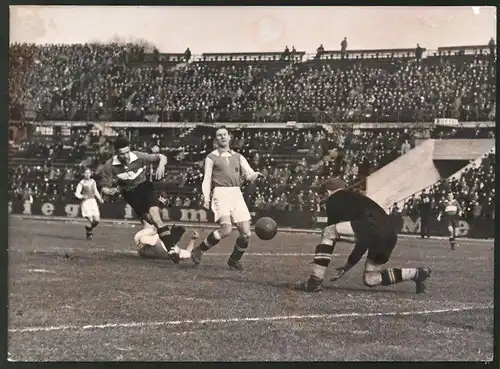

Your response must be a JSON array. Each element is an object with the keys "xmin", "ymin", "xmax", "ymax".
[
  {"xmin": 437, "ymin": 192, "xmax": 462, "ymax": 250},
  {"xmin": 296, "ymin": 178, "xmax": 431, "ymax": 293},
  {"xmin": 99, "ymin": 136, "xmax": 185, "ymax": 263}
]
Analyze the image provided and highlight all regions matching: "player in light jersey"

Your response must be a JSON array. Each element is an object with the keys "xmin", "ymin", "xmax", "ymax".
[
  {"xmin": 437, "ymin": 192, "xmax": 462, "ymax": 250},
  {"xmin": 191, "ymin": 127, "xmax": 262, "ymax": 270},
  {"xmin": 75, "ymin": 168, "xmax": 104, "ymax": 240},
  {"xmin": 135, "ymin": 221, "xmax": 199, "ymax": 260}
]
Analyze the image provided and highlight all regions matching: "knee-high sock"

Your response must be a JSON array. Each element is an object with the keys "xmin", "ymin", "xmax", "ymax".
[
  {"xmin": 198, "ymin": 230, "xmax": 222, "ymax": 251},
  {"xmin": 229, "ymin": 235, "xmax": 249, "ymax": 261},
  {"xmin": 311, "ymin": 242, "xmax": 336, "ymax": 280}
]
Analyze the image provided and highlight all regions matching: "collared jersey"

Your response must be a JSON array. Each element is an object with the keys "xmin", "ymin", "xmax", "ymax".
[
  {"xmin": 208, "ymin": 150, "xmax": 244, "ymax": 188},
  {"xmin": 201, "ymin": 149, "xmax": 257, "ymax": 201},
  {"xmin": 100, "ymin": 151, "xmax": 161, "ymax": 191}
]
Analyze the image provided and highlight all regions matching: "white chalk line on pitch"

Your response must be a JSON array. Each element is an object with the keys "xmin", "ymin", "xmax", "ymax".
[
  {"xmin": 8, "ymin": 305, "xmax": 492, "ymax": 334},
  {"xmin": 9, "ymin": 247, "xmax": 337, "ymax": 257}
]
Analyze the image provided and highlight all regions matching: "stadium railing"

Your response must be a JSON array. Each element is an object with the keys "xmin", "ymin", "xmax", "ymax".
[{"xmin": 22, "ymin": 107, "xmax": 495, "ymax": 125}]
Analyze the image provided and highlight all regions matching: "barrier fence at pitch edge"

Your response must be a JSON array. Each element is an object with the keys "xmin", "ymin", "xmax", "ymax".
[{"xmin": 9, "ymin": 200, "xmax": 495, "ymax": 240}]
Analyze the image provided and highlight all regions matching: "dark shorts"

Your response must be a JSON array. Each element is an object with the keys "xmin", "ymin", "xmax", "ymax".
[
  {"xmin": 122, "ymin": 181, "xmax": 161, "ymax": 217},
  {"xmin": 445, "ymin": 214, "xmax": 460, "ymax": 229},
  {"xmin": 352, "ymin": 220, "xmax": 398, "ymax": 265}
]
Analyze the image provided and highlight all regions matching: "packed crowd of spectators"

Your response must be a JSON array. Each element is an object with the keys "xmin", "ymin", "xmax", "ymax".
[
  {"xmin": 10, "ymin": 42, "xmax": 495, "ymax": 123},
  {"xmin": 240, "ymin": 56, "xmax": 495, "ymax": 123},
  {"xmin": 8, "ymin": 41, "xmax": 496, "ymax": 218},
  {"xmin": 10, "ymin": 125, "xmax": 494, "ymax": 217},
  {"xmin": 9, "ymin": 42, "xmax": 145, "ymax": 121},
  {"xmin": 392, "ymin": 151, "xmax": 495, "ymax": 220}
]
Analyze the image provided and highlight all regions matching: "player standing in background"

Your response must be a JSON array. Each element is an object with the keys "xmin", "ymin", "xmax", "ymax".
[
  {"xmin": 296, "ymin": 178, "xmax": 431, "ymax": 293},
  {"xmin": 99, "ymin": 136, "xmax": 185, "ymax": 263},
  {"xmin": 191, "ymin": 127, "xmax": 262, "ymax": 270},
  {"xmin": 437, "ymin": 192, "xmax": 462, "ymax": 250},
  {"xmin": 75, "ymin": 168, "xmax": 104, "ymax": 240}
]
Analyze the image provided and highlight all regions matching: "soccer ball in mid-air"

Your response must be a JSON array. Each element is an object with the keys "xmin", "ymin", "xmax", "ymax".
[{"xmin": 254, "ymin": 217, "xmax": 278, "ymax": 240}]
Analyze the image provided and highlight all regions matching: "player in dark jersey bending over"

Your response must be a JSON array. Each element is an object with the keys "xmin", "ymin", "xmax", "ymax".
[
  {"xmin": 100, "ymin": 136, "xmax": 185, "ymax": 263},
  {"xmin": 296, "ymin": 178, "xmax": 431, "ymax": 293}
]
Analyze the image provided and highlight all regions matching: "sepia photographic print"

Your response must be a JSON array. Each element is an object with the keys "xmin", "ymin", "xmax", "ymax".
[{"xmin": 8, "ymin": 5, "xmax": 496, "ymax": 362}]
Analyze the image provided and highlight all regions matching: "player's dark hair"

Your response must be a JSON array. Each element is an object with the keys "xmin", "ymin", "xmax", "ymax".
[
  {"xmin": 113, "ymin": 136, "xmax": 130, "ymax": 151},
  {"xmin": 215, "ymin": 126, "xmax": 229, "ymax": 135}
]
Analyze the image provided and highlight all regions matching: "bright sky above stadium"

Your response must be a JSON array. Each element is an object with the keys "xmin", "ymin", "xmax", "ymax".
[{"xmin": 10, "ymin": 6, "xmax": 496, "ymax": 54}]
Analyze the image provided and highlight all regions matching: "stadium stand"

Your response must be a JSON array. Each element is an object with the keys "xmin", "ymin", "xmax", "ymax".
[{"xmin": 8, "ymin": 42, "xmax": 496, "ymax": 217}]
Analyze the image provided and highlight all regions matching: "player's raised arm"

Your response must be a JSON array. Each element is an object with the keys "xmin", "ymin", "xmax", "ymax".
[
  {"xmin": 74, "ymin": 180, "xmax": 84, "ymax": 200},
  {"xmin": 201, "ymin": 156, "xmax": 214, "ymax": 208},
  {"xmin": 135, "ymin": 152, "xmax": 167, "ymax": 180},
  {"xmin": 239, "ymin": 155, "xmax": 261, "ymax": 182},
  {"xmin": 135, "ymin": 151, "xmax": 168, "ymax": 165}
]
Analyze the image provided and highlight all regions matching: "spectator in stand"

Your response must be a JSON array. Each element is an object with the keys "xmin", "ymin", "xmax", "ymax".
[
  {"xmin": 401, "ymin": 139, "xmax": 412, "ymax": 154},
  {"xmin": 418, "ymin": 194, "xmax": 432, "ymax": 239},
  {"xmin": 315, "ymin": 44, "xmax": 325, "ymax": 59},
  {"xmin": 340, "ymin": 37, "xmax": 347, "ymax": 59},
  {"xmin": 390, "ymin": 202, "xmax": 402, "ymax": 215},
  {"xmin": 488, "ymin": 37, "xmax": 495, "ymax": 56},
  {"xmin": 184, "ymin": 47, "xmax": 192, "ymax": 62},
  {"xmin": 282, "ymin": 46, "xmax": 290, "ymax": 61},
  {"xmin": 415, "ymin": 43, "xmax": 423, "ymax": 62}
]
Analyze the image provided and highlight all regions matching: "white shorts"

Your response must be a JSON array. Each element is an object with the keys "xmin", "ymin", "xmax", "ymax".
[
  {"xmin": 134, "ymin": 228, "xmax": 191, "ymax": 259},
  {"xmin": 211, "ymin": 187, "xmax": 251, "ymax": 224},
  {"xmin": 81, "ymin": 198, "xmax": 100, "ymax": 218}
]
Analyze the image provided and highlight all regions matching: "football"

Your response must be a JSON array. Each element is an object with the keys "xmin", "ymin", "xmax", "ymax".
[{"xmin": 254, "ymin": 217, "xmax": 278, "ymax": 240}]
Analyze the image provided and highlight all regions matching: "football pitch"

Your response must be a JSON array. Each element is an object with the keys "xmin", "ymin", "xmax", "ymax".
[{"xmin": 8, "ymin": 218, "xmax": 494, "ymax": 361}]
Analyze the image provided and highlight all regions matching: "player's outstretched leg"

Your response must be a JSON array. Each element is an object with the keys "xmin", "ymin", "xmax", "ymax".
[
  {"xmin": 227, "ymin": 221, "xmax": 252, "ymax": 271},
  {"xmin": 147, "ymin": 207, "xmax": 185, "ymax": 263},
  {"xmin": 363, "ymin": 259, "xmax": 432, "ymax": 294},
  {"xmin": 191, "ymin": 221, "xmax": 230, "ymax": 265}
]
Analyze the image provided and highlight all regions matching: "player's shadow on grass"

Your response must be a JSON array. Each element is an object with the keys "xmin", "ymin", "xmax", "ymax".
[
  {"xmin": 199, "ymin": 274, "xmax": 413, "ymax": 295},
  {"xmin": 26, "ymin": 249, "xmax": 182, "ymax": 268}
]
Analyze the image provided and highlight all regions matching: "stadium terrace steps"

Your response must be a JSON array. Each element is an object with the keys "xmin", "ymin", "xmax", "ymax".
[
  {"xmin": 432, "ymin": 139, "xmax": 494, "ymax": 160},
  {"xmin": 366, "ymin": 139, "xmax": 441, "ymax": 211},
  {"xmin": 367, "ymin": 138, "xmax": 495, "ymax": 211}
]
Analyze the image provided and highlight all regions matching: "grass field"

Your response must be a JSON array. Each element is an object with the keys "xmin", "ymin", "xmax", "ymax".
[{"xmin": 8, "ymin": 218, "xmax": 494, "ymax": 361}]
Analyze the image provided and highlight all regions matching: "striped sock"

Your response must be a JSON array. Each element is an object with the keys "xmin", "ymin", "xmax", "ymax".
[
  {"xmin": 380, "ymin": 268, "xmax": 417, "ymax": 285},
  {"xmin": 199, "ymin": 230, "xmax": 221, "ymax": 251},
  {"xmin": 229, "ymin": 236, "xmax": 249, "ymax": 261},
  {"xmin": 311, "ymin": 243, "xmax": 336, "ymax": 280}
]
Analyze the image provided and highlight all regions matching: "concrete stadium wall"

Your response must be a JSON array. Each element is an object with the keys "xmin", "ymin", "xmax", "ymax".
[
  {"xmin": 367, "ymin": 139, "xmax": 441, "ymax": 211},
  {"xmin": 432, "ymin": 139, "xmax": 494, "ymax": 160}
]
